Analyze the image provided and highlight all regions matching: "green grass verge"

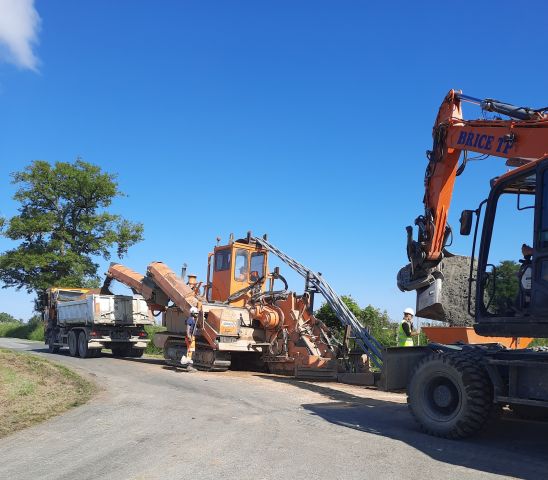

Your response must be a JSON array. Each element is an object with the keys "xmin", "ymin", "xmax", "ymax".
[{"xmin": 0, "ymin": 348, "xmax": 96, "ymax": 437}]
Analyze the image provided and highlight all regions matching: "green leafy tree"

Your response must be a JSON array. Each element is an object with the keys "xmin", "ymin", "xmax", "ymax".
[
  {"xmin": 315, "ymin": 295, "xmax": 362, "ymax": 332},
  {"xmin": 27, "ymin": 314, "xmax": 43, "ymax": 328},
  {"xmin": 0, "ymin": 312, "xmax": 20, "ymax": 323},
  {"xmin": 0, "ymin": 160, "xmax": 144, "ymax": 308},
  {"xmin": 486, "ymin": 260, "xmax": 521, "ymax": 314},
  {"xmin": 315, "ymin": 295, "xmax": 398, "ymax": 347},
  {"xmin": 360, "ymin": 304, "xmax": 397, "ymax": 347}
]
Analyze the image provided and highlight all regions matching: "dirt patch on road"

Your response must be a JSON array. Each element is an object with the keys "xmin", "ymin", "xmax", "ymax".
[{"xmin": 0, "ymin": 349, "xmax": 96, "ymax": 438}]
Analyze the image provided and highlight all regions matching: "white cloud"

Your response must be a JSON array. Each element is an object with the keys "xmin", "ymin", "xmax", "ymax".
[{"xmin": 0, "ymin": 0, "xmax": 41, "ymax": 71}]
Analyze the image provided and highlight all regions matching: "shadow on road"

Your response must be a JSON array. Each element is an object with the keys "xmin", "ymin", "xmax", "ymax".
[
  {"xmin": 29, "ymin": 344, "xmax": 166, "ymax": 366},
  {"xmin": 256, "ymin": 375, "xmax": 548, "ymax": 480},
  {"xmin": 117, "ymin": 356, "xmax": 166, "ymax": 366}
]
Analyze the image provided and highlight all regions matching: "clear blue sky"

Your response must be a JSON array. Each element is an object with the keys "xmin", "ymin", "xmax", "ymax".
[{"xmin": 0, "ymin": 1, "xmax": 546, "ymax": 321}]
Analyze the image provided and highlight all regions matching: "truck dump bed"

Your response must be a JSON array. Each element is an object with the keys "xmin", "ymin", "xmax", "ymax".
[{"xmin": 56, "ymin": 294, "xmax": 153, "ymax": 326}]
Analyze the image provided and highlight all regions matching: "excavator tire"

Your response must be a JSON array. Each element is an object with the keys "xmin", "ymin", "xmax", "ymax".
[{"xmin": 407, "ymin": 351, "xmax": 493, "ymax": 439}]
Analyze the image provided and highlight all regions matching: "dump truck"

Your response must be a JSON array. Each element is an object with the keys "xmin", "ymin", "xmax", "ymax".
[
  {"xmin": 387, "ymin": 90, "xmax": 548, "ymax": 438},
  {"xmin": 43, "ymin": 287, "xmax": 153, "ymax": 358}
]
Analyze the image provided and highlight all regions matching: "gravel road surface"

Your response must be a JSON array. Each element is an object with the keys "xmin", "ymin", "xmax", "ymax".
[{"xmin": 1, "ymin": 338, "xmax": 546, "ymax": 480}]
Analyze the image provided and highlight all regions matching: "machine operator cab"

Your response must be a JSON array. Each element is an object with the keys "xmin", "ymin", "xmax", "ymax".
[
  {"xmin": 462, "ymin": 156, "xmax": 548, "ymax": 338},
  {"xmin": 205, "ymin": 234, "xmax": 268, "ymax": 306}
]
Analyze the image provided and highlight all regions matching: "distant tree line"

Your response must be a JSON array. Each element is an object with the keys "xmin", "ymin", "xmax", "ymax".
[{"xmin": 315, "ymin": 295, "xmax": 398, "ymax": 347}]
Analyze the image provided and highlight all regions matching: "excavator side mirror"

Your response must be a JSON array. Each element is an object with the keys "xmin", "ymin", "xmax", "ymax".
[{"xmin": 460, "ymin": 210, "xmax": 474, "ymax": 236}]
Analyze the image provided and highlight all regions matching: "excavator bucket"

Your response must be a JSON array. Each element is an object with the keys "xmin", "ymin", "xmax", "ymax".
[
  {"xmin": 416, "ymin": 278, "xmax": 445, "ymax": 321},
  {"xmin": 399, "ymin": 255, "xmax": 474, "ymax": 325}
]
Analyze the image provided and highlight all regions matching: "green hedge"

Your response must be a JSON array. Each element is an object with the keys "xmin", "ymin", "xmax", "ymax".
[
  {"xmin": 0, "ymin": 322, "xmax": 44, "ymax": 342},
  {"xmin": 144, "ymin": 325, "xmax": 166, "ymax": 355}
]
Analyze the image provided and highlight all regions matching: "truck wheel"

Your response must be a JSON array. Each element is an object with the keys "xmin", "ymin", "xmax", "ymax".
[
  {"xmin": 130, "ymin": 348, "xmax": 144, "ymax": 358},
  {"xmin": 48, "ymin": 336, "xmax": 60, "ymax": 354},
  {"xmin": 78, "ymin": 331, "xmax": 91, "ymax": 358},
  {"xmin": 68, "ymin": 331, "xmax": 79, "ymax": 357},
  {"xmin": 407, "ymin": 352, "xmax": 493, "ymax": 439}
]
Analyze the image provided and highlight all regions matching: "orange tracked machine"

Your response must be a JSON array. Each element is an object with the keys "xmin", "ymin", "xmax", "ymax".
[{"xmin": 102, "ymin": 234, "xmax": 381, "ymax": 378}]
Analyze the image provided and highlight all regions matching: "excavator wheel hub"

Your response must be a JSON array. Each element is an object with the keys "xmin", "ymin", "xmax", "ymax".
[{"xmin": 432, "ymin": 383, "xmax": 455, "ymax": 409}]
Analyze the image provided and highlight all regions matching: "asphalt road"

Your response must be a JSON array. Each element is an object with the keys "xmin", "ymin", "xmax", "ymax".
[{"xmin": 1, "ymin": 338, "xmax": 547, "ymax": 480}]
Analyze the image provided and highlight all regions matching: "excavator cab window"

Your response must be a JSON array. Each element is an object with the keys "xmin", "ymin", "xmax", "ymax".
[
  {"xmin": 234, "ymin": 249, "xmax": 249, "ymax": 282},
  {"xmin": 206, "ymin": 254, "xmax": 213, "ymax": 302},
  {"xmin": 479, "ymin": 170, "xmax": 535, "ymax": 317},
  {"xmin": 214, "ymin": 249, "xmax": 231, "ymax": 272},
  {"xmin": 527, "ymin": 165, "xmax": 548, "ymax": 319},
  {"xmin": 539, "ymin": 169, "xmax": 548, "ymax": 248},
  {"xmin": 250, "ymin": 252, "xmax": 265, "ymax": 282}
]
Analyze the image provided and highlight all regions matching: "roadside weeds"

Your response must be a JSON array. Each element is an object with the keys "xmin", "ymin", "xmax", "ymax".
[{"xmin": 0, "ymin": 348, "xmax": 96, "ymax": 438}]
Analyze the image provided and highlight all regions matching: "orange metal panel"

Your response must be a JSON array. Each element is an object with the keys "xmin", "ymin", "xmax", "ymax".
[
  {"xmin": 147, "ymin": 262, "xmax": 199, "ymax": 313},
  {"xmin": 422, "ymin": 326, "xmax": 532, "ymax": 349}
]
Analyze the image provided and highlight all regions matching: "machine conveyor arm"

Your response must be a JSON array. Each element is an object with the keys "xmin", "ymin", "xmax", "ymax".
[{"xmin": 251, "ymin": 236, "xmax": 384, "ymax": 367}]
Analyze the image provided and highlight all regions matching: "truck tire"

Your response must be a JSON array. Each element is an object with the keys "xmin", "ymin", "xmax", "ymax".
[
  {"xmin": 129, "ymin": 348, "xmax": 144, "ymax": 358},
  {"xmin": 48, "ymin": 335, "xmax": 60, "ymax": 354},
  {"xmin": 68, "ymin": 331, "xmax": 79, "ymax": 357},
  {"xmin": 78, "ymin": 331, "xmax": 92, "ymax": 358},
  {"xmin": 407, "ymin": 351, "xmax": 493, "ymax": 439}
]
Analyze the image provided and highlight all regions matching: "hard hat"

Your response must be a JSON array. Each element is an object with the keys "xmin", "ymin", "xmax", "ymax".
[
  {"xmin": 404, "ymin": 307, "xmax": 415, "ymax": 316},
  {"xmin": 190, "ymin": 307, "xmax": 199, "ymax": 315}
]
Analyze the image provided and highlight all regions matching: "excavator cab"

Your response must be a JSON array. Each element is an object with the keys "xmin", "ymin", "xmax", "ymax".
[
  {"xmin": 468, "ymin": 157, "xmax": 548, "ymax": 337},
  {"xmin": 206, "ymin": 235, "xmax": 268, "ymax": 306}
]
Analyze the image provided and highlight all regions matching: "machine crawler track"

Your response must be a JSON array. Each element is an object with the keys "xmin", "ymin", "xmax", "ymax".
[{"xmin": 193, "ymin": 347, "xmax": 231, "ymax": 372}]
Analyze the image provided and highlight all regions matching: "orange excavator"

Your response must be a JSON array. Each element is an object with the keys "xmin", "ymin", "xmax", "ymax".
[
  {"xmin": 102, "ymin": 233, "xmax": 383, "ymax": 378},
  {"xmin": 389, "ymin": 90, "xmax": 548, "ymax": 438}
]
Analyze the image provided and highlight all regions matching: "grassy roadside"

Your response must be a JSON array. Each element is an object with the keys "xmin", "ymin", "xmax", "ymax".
[
  {"xmin": 0, "ymin": 349, "xmax": 96, "ymax": 438},
  {"xmin": 0, "ymin": 322, "xmax": 44, "ymax": 341}
]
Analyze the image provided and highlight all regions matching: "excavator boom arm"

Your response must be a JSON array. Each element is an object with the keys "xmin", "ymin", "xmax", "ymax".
[{"xmin": 412, "ymin": 90, "xmax": 548, "ymax": 272}]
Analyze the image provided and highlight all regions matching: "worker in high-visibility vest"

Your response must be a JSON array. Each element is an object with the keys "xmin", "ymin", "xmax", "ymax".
[{"xmin": 397, "ymin": 307, "xmax": 418, "ymax": 347}]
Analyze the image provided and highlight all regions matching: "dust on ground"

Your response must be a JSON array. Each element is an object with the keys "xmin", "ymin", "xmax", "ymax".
[{"xmin": 207, "ymin": 369, "xmax": 407, "ymax": 405}]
